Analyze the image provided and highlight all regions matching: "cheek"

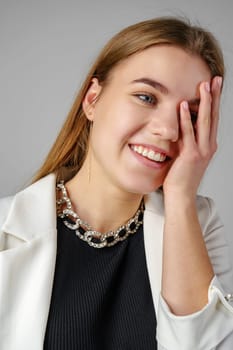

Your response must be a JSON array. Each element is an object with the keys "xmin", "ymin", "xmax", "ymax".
[{"xmin": 93, "ymin": 99, "xmax": 145, "ymax": 144}]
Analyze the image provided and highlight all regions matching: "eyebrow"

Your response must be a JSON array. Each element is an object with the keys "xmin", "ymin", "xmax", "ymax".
[
  {"xmin": 131, "ymin": 77, "xmax": 200, "ymax": 106},
  {"xmin": 131, "ymin": 78, "xmax": 169, "ymax": 95}
]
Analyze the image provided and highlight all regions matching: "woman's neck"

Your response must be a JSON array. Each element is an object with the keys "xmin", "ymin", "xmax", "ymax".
[{"xmin": 65, "ymin": 167, "xmax": 143, "ymax": 233}]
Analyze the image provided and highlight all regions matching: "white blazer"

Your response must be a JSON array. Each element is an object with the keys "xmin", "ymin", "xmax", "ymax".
[{"xmin": 0, "ymin": 174, "xmax": 233, "ymax": 350}]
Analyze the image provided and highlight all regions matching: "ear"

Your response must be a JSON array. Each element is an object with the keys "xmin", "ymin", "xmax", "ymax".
[{"xmin": 82, "ymin": 78, "xmax": 102, "ymax": 121}]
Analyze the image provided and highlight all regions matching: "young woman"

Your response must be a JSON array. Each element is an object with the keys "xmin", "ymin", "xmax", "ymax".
[{"xmin": 0, "ymin": 17, "xmax": 233, "ymax": 350}]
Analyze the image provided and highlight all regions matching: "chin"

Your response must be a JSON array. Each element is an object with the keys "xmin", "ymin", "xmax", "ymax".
[{"xmin": 121, "ymin": 179, "xmax": 164, "ymax": 195}]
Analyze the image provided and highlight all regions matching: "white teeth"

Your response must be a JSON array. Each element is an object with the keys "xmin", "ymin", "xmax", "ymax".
[
  {"xmin": 147, "ymin": 150, "xmax": 155, "ymax": 160},
  {"xmin": 138, "ymin": 146, "xmax": 143, "ymax": 153},
  {"xmin": 131, "ymin": 145, "xmax": 166, "ymax": 162},
  {"xmin": 142, "ymin": 149, "xmax": 148, "ymax": 156}
]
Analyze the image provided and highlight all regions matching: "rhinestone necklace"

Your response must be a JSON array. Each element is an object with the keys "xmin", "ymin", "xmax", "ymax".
[{"xmin": 56, "ymin": 181, "xmax": 144, "ymax": 248}]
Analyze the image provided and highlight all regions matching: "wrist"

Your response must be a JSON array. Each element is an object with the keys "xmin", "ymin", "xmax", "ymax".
[
  {"xmin": 163, "ymin": 188, "xmax": 197, "ymax": 204},
  {"xmin": 164, "ymin": 191, "xmax": 198, "ymax": 215}
]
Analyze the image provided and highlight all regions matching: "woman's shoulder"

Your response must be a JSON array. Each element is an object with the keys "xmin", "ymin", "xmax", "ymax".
[
  {"xmin": 146, "ymin": 190, "xmax": 221, "ymax": 222},
  {"xmin": 0, "ymin": 195, "xmax": 14, "ymax": 208},
  {"xmin": 0, "ymin": 173, "xmax": 57, "ymax": 231},
  {"xmin": 194, "ymin": 195, "xmax": 224, "ymax": 234},
  {"xmin": 0, "ymin": 174, "xmax": 56, "ymax": 225},
  {"xmin": 0, "ymin": 196, "xmax": 14, "ymax": 228}
]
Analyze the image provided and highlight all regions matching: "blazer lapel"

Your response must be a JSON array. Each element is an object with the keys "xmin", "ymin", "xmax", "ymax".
[
  {"xmin": 0, "ymin": 174, "xmax": 57, "ymax": 350},
  {"xmin": 144, "ymin": 190, "xmax": 165, "ymax": 314}
]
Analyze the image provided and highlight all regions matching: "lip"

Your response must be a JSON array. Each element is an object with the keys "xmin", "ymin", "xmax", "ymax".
[{"xmin": 129, "ymin": 144, "xmax": 170, "ymax": 170}]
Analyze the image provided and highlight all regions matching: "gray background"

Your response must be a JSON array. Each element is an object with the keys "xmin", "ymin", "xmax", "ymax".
[{"xmin": 0, "ymin": 0, "xmax": 233, "ymax": 265}]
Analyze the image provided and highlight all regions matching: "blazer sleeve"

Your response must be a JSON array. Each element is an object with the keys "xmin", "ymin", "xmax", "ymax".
[{"xmin": 156, "ymin": 196, "xmax": 233, "ymax": 350}]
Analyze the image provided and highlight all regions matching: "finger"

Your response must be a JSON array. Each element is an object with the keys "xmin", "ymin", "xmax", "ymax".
[
  {"xmin": 210, "ymin": 76, "xmax": 222, "ymax": 147},
  {"xmin": 196, "ymin": 82, "xmax": 212, "ymax": 151},
  {"xmin": 180, "ymin": 101, "xmax": 196, "ymax": 150}
]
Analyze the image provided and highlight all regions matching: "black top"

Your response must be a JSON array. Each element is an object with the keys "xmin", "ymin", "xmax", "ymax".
[{"xmin": 44, "ymin": 217, "xmax": 157, "ymax": 350}]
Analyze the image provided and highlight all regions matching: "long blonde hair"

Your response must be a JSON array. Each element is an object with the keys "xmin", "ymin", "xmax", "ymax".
[{"xmin": 33, "ymin": 17, "xmax": 224, "ymax": 183}]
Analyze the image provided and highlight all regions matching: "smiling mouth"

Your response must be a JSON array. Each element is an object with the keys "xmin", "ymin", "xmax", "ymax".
[{"xmin": 130, "ymin": 145, "xmax": 170, "ymax": 162}]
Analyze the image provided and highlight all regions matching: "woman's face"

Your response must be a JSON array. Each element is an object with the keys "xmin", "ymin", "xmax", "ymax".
[{"xmin": 83, "ymin": 45, "xmax": 211, "ymax": 195}]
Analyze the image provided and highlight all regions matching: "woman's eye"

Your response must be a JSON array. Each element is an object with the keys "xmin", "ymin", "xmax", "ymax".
[{"xmin": 135, "ymin": 94, "xmax": 157, "ymax": 105}]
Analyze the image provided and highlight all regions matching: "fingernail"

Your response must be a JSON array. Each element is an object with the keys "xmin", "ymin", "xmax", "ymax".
[
  {"xmin": 217, "ymin": 76, "xmax": 223, "ymax": 88},
  {"xmin": 205, "ymin": 82, "xmax": 210, "ymax": 92},
  {"xmin": 182, "ymin": 101, "xmax": 189, "ymax": 110}
]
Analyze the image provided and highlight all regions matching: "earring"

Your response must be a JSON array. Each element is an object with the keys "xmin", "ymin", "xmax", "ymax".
[
  {"xmin": 88, "ymin": 151, "xmax": 92, "ymax": 184},
  {"xmin": 88, "ymin": 122, "xmax": 93, "ymax": 184}
]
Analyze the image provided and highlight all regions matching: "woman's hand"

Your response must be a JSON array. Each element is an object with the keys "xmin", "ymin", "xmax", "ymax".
[
  {"xmin": 161, "ymin": 78, "xmax": 222, "ymax": 315},
  {"xmin": 163, "ymin": 76, "xmax": 222, "ymax": 199}
]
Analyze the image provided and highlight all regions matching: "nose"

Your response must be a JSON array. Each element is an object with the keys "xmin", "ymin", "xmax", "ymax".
[{"xmin": 149, "ymin": 106, "xmax": 179, "ymax": 142}]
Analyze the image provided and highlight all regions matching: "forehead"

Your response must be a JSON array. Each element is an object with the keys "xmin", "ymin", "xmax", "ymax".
[{"xmin": 109, "ymin": 45, "xmax": 211, "ymax": 95}]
